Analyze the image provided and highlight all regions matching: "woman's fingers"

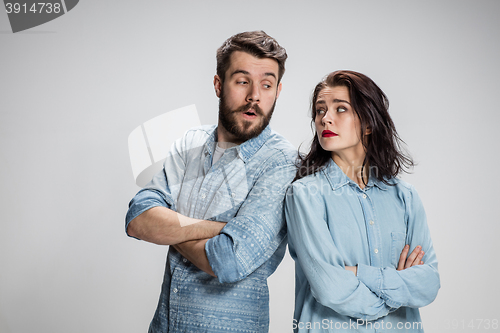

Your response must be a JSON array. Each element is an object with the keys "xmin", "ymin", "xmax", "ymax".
[
  {"xmin": 404, "ymin": 245, "xmax": 422, "ymax": 269},
  {"xmin": 397, "ymin": 245, "xmax": 409, "ymax": 271},
  {"xmin": 412, "ymin": 250, "xmax": 424, "ymax": 266},
  {"xmin": 398, "ymin": 245, "xmax": 426, "ymax": 270}
]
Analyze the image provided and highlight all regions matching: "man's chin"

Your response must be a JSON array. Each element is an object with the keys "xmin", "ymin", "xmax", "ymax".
[{"xmin": 230, "ymin": 121, "xmax": 265, "ymax": 141}]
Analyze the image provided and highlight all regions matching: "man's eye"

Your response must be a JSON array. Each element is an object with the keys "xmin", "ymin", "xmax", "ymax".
[
  {"xmin": 263, "ymin": 84, "xmax": 271, "ymax": 89},
  {"xmin": 237, "ymin": 81, "xmax": 248, "ymax": 85}
]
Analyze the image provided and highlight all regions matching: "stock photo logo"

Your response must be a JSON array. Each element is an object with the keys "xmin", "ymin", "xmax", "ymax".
[{"xmin": 4, "ymin": 0, "xmax": 79, "ymax": 33}]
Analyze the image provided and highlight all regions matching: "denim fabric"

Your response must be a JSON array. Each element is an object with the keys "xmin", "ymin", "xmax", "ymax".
[
  {"xmin": 285, "ymin": 159, "xmax": 440, "ymax": 332},
  {"xmin": 126, "ymin": 125, "xmax": 296, "ymax": 333}
]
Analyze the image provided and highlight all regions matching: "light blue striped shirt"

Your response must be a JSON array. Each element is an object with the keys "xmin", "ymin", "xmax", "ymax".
[
  {"xmin": 126, "ymin": 125, "xmax": 296, "ymax": 333},
  {"xmin": 285, "ymin": 159, "xmax": 440, "ymax": 332}
]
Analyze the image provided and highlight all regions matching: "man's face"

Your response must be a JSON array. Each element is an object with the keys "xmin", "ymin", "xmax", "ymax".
[{"xmin": 214, "ymin": 51, "xmax": 282, "ymax": 144}]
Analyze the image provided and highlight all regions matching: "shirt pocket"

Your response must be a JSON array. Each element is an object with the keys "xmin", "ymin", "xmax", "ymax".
[{"xmin": 391, "ymin": 231, "xmax": 406, "ymax": 267}]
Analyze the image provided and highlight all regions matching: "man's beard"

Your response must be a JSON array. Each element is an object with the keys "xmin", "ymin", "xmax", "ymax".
[{"xmin": 218, "ymin": 88, "xmax": 276, "ymax": 143}]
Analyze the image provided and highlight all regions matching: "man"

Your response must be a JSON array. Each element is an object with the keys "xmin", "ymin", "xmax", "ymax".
[{"xmin": 126, "ymin": 31, "xmax": 296, "ymax": 333}]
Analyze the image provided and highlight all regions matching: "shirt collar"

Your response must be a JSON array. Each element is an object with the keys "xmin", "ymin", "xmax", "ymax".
[
  {"xmin": 207, "ymin": 125, "xmax": 271, "ymax": 163},
  {"xmin": 238, "ymin": 126, "xmax": 271, "ymax": 162},
  {"xmin": 204, "ymin": 126, "xmax": 218, "ymax": 157},
  {"xmin": 322, "ymin": 159, "xmax": 390, "ymax": 191}
]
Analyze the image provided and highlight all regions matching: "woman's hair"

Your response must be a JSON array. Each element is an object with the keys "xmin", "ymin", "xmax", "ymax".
[{"xmin": 294, "ymin": 70, "xmax": 414, "ymax": 184}]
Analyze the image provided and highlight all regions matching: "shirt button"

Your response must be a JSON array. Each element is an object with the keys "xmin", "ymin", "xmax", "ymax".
[
  {"xmin": 183, "ymin": 258, "xmax": 188, "ymax": 263},
  {"xmin": 374, "ymin": 249, "xmax": 379, "ymax": 254},
  {"xmin": 173, "ymin": 288, "xmax": 178, "ymax": 293},
  {"xmin": 201, "ymin": 193, "xmax": 206, "ymax": 199},
  {"xmin": 362, "ymin": 194, "xmax": 367, "ymax": 199},
  {"xmin": 369, "ymin": 220, "xmax": 374, "ymax": 225}
]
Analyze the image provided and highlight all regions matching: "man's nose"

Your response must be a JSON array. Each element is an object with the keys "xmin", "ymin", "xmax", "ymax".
[{"xmin": 246, "ymin": 83, "xmax": 260, "ymax": 103}]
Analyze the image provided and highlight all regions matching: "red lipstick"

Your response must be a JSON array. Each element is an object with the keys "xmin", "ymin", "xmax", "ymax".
[{"xmin": 322, "ymin": 130, "xmax": 338, "ymax": 137}]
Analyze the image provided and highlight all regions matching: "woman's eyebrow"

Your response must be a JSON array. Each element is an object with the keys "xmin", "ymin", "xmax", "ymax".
[
  {"xmin": 316, "ymin": 99, "xmax": 351, "ymax": 105},
  {"xmin": 333, "ymin": 99, "xmax": 351, "ymax": 105}
]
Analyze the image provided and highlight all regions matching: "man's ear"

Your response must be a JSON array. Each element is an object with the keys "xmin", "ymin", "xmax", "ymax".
[
  {"xmin": 276, "ymin": 82, "xmax": 282, "ymax": 99},
  {"xmin": 214, "ymin": 75, "xmax": 222, "ymax": 98}
]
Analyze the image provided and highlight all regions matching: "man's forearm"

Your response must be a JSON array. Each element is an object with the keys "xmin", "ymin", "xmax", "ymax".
[
  {"xmin": 174, "ymin": 239, "xmax": 216, "ymax": 277},
  {"xmin": 127, "ymin": 206, "xmax": 226, "ymax": 245}
]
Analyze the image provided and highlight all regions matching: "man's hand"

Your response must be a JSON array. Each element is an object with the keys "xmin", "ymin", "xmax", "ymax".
[
  {"xmin": 174, "ymin": 239, "xmax": 216, "ymax": 277},
  {"xmin": 397, "ymin": 245, "xmax": 424, "ymax": 271}
]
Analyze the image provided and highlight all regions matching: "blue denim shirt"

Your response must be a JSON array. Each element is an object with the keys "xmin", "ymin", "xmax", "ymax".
[
  {"xmin": 285, "ymin": 160, "xmax": 440, "ymax": 332},
  {"xmin": 126, "ymin": 125, "xmax": 296, "ymax": 333}
]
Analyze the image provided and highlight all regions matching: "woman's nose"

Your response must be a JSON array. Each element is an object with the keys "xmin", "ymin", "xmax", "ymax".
[{"xmin": 321, "ymin": 112, "xmax": 333, "ymax": 125}]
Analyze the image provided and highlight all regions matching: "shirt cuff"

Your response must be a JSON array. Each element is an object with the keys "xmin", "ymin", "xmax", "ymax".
[
  {"xmin": 357, "ymin": 263, "xmax": 383, "ymax": 296},
  {"xmin": 125, "ymin": 190, "xmax": 171, "ymax": 238},
  {"xmin": 205, "ymin": 233, "xmax": 241, "ymax": 283}
]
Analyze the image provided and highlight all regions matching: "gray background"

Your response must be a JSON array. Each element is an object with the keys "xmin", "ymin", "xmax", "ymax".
[{"xmin": 1, "ymin": 0, "xmax": 499, "ymax": 332}]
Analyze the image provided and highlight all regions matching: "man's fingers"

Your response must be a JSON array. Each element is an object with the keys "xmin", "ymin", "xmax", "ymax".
[{"xmin": 397, "ymin": 245, "xmax": 409, "ymax": 270}]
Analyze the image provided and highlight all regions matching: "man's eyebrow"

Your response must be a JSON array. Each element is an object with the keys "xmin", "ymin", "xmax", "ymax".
[
  {"xmin": 264, "ymin": 72, "xmax": 277, "ymax": 79},
  {"xmin": 230, "ymin": 70, "xmax": 250, "ymax": 77},
  {"xmin": 230, "ymin": 70, "xmax": 277, "ymax": 80}
]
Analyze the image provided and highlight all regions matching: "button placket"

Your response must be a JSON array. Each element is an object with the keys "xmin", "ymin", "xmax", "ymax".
[{"xmin": 357, "ymin": 190, "xmax": 382, "ymax": 266}]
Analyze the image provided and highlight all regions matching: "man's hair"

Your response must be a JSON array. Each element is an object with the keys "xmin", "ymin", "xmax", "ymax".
[
  {"xmin": 295, "ymin": 70, "xmax": 414, "ymax": 184},
  {"xmin": 216, "ymin": 30, "xmax": 287, "ymax": 83}
]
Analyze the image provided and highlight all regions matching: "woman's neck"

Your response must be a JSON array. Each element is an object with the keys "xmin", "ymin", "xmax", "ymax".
[{"xmin": 332, "ymin": 150, "xmax": 369, "ymax": 189}]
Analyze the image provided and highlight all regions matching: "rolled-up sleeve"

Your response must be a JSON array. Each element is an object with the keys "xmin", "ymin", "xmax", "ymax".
[
  {"xmin": 205, "ymin": 162, "xmax": 295, "ymax": 283},
  {"xmin": 125, "ymin": 133, "xmax": 189, "ymax": 237},
  {"xmin": 285, "ymin": 182, "xmax": 393, "ymax": 321},
  {"xmin": 357, "ymin": 185, "xmax": 440, "ymax": 309},
  {"xmin": 125, "ymin": 187, "xmax": 173, "ymax": 238}
]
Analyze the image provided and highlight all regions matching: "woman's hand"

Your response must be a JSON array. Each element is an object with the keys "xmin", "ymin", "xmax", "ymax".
[
  {"xmin": 345, "ymin": 265, "xmax": 357, "ymax": 276},
  {"xmin": 344, "ymin": 245, "xmax": 424, "ymax": 275},
  {"xmin": 397, "ymin": 245, "xmax": 424, "ymax": 270}
]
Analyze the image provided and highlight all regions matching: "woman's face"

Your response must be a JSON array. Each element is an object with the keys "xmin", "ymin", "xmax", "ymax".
[{"xmin": 314, "ymin": 85, "xmax": 366, "ymax": 158}]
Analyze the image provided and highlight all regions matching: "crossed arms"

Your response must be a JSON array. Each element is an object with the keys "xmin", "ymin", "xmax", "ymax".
[
  {"xmin": 127, "ymin": 161, "xmax": 293, "ymax": 281},
  {"xmin": 127, "ymin": 206, "xmax": 226, "ymax": 276},
  {"xmin": 127, "ymin": 162, "xmax": 294, "ymax": 281},
  {"xmin": 285, "ymin": 182, "xmax": 440, "ymax": 321},
  {"xmin": 126, "ymin": 128, "xmax": 295, "ymax": 282}
]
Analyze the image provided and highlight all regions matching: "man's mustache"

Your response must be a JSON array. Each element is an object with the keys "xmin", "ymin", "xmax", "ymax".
[{"xmin": 232, "ymin": 103, "xmax": 263, "ymax": 115}]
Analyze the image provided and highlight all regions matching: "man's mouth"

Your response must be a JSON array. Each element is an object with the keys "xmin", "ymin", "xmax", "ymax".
[
  {"xmin": 240, "ymin": 104, "xmax": 261, "ymax": 119},
  {"xmin": 242, "ymin": 110, "xmax": 258, "ymax": 120}
]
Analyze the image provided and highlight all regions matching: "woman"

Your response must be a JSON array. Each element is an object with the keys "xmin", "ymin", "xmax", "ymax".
[{"xmin": 285, "ymin": 70, "xmax": 440, "ymax": 332}]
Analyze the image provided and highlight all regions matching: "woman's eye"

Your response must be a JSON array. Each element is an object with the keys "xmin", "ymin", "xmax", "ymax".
[
  {"xmin": 316, "ymin": 109, "xmax": 326, "ymax": 115},
  {"xmin": 337, "ymin": 106, "xmax": 347, "ymax": 113}
]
